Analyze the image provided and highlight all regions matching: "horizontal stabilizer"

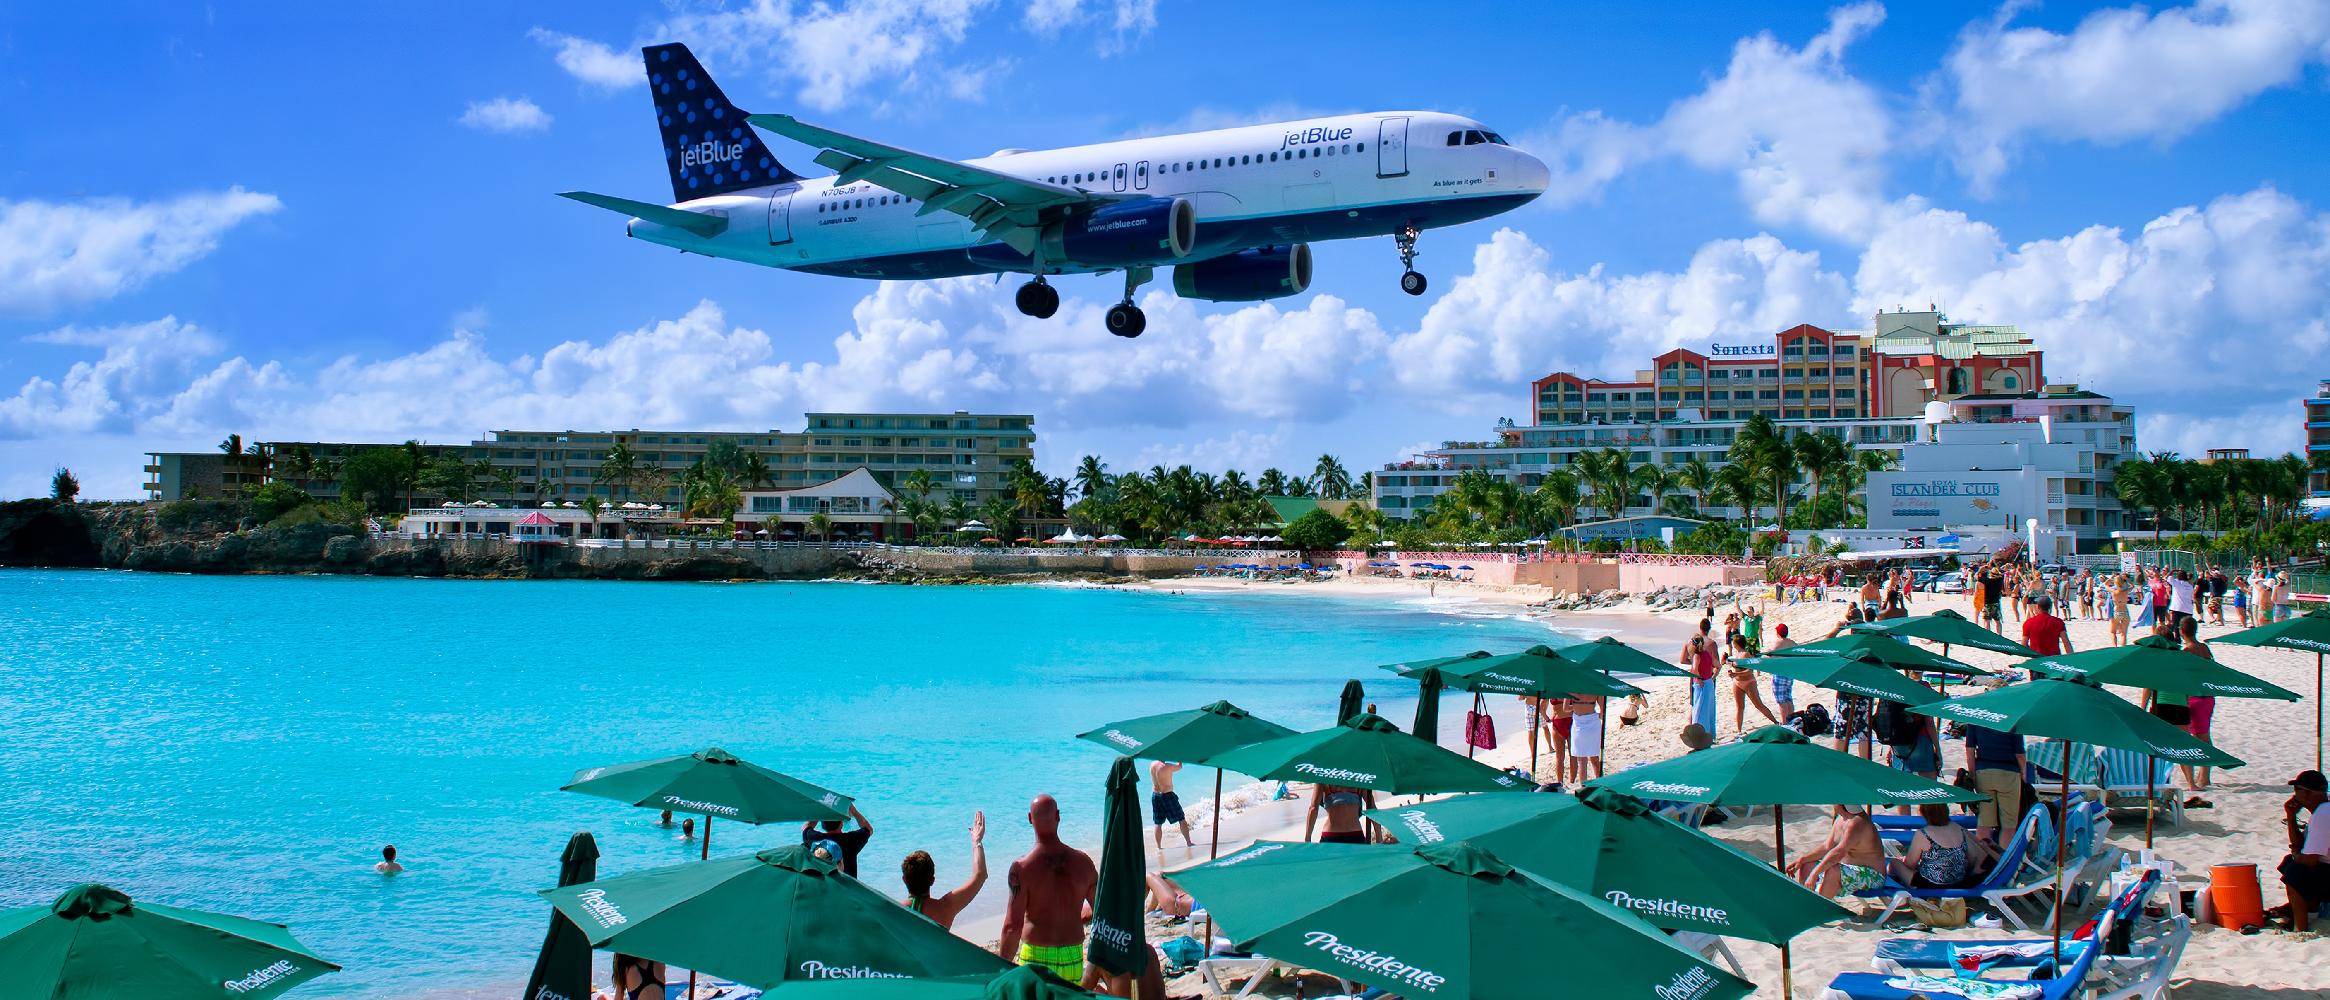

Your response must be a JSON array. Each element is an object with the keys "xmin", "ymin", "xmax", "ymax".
[{"xmin": 557, "ymin": 191, "xmax": 730, "ymax": 237}]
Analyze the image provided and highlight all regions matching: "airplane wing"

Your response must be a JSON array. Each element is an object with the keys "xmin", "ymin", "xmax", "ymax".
[{"xmin": 746, "ymin": 113, "xmax": 1095, "ymax": 255}]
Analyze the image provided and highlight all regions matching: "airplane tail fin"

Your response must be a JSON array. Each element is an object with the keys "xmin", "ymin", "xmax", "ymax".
[{"xmin": 643, "ymin": 42, "xmax": 800, "ymax": 202}]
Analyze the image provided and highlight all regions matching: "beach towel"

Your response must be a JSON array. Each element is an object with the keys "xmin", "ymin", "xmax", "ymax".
[{"xmin": 1881, "ymin": 975, "xmax": 2040, "ymax": 999}]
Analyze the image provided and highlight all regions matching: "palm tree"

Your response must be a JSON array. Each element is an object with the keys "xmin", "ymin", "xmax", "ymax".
[
  {"xmin": 401, "ymin": 440, "xmax": 427, "ymax": 512},
  {"xmin": 2114, "ymin": 459, "xmax": 2166, "ymax": 541},
  {"xmin": 1674, "ymin": 457, "xmax": 1715, "ymax": 517},
  {"xmin": 1711, "ymin": 462, "xmax": 1762, "ymax": 523},
  {"xmin": 1572, "ymin": 448, "xmax": 1635, "ymax": 521},
  {"xmin": 1312, "ymin": 454, "xmax": 1352, "ymax": 500},
  {"xmin": 493, "ymin": 466, "xmax": 520, "ymax": 502},
  {"xmin": 581, "ymin": 495, "xmax": 607, "ymax": 537},
  {"xmin": 1792, "ymin": 432, "xmax": 1851, "ymax": 528},
  {"xmin": 808, "ymin": 511, "xmax": 834, "ymax": 545},
  {"xmin": 1073, "ymin": 456, "xmax": 1110, "ymax": 501},
  {"xmin": 740, "ymin": 452, "xmax": 776, "ymax": 491},
  {"xmin": 1257, "ymin": 468, "xmax": 1291, "ymax": 496},
  {"xmin": 1533, "ymin": 469, "xmax": 1583, "ymax": 528},
  {"xmin": 597, "ymin": 443, "xmax": 640, "ymax": 502},
  {"xmin": 1630, "ymin": 462, "xmax": 1672, "ymax": 516},
  {"xmin": 904, "ymin": 468, "xmax": 938, "ymax": 504},
  {"xmin": 1729, "ymin": 416, "xmax": 1797, "ymax": 526},
  {"xmin": 219, "ymin": 434, "xmax": 243, "ymax": 456}
]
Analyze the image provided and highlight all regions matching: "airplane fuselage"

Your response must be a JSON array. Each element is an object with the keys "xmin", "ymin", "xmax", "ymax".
[{"xmin": 625, "ymin": 111, "xmax": 1548, "ymax": 280}]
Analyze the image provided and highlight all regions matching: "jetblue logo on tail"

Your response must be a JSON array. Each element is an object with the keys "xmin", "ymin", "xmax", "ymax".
[
  {"xmin": 681, "ymin": 140, "xmax": 747, "ymax": 170},
  {"xmin": 642, "ymin": 42, "xmax": 797, "ymax": 201}
]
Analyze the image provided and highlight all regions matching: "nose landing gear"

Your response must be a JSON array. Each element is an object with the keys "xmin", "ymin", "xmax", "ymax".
[{"xmin": 1395, "ymin": 225, "xmax": 1427, "ymax": 296}]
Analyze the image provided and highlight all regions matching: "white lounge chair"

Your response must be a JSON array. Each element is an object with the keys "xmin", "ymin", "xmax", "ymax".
[
  {"xmin": 1670, "ymin": 930, "xmax": 1746, "ymax": 978},
  {"xmin": 2090, "ymin": 914, "xmax": 2190, "ymax": 1000}
]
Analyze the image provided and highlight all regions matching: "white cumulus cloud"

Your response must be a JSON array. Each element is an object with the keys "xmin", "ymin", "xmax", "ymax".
[
  {"xmin": 1938, "ymin": 0, "xmax": 2330, "ymax": 190},
  {"xmin": 528, "ymin": 28, "xmax": 638, "ymax": 90},
  {"xmin": 458, "ymin": 96, "xmax": 553, "ymax": 133},
  {"xmin": 0, "ymin": 189, "xmax": 281, "ymax": 315}
]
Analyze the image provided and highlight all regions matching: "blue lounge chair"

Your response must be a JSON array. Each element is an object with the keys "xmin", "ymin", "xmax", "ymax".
[
  {"xmin": 2029, "ymin": 740, "xmax": 2102, "ymax": 800},
  {"xmin": 1856, "ymin": 807, "xmax": 2057, "ymax": 928},
  {"xmin": 1821, "ymin": 925, "xmax": 2100, "ymax": 1000},
  {"xmin": 2095, "ymin": 747, "xmax": 2183, "ymax": 827},
  {"xmin": 1870, "ymin": 870, "xmax": 2161, "ymax": 976}
]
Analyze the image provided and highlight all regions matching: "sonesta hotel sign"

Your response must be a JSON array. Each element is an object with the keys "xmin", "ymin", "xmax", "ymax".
[{"xmin": 1708, "ymin": 342, "xmax": 1775, "ymax": 357}]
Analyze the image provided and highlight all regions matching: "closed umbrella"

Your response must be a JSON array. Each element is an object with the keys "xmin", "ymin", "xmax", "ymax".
[
  {"xmin": 1914, "ymin": 678, "xmax": 2244, "ymax": 962},
  {"xmin": 0, "ymin": 884, "xmax": 339, "ymax": 1000},
  {"xmin": 1172, "ymin": 841, "xmax": 1754, "ymax": 1000},
  {"xmin": 1204, "ymin": 712, "xmax": 1523, "ymax": 798},
  {"xmin": 1367, "ymin": 788, "xmax": 1847, "ymax": 944},
  {"xmin": 1411, "ymin": 666, "xmax": 1445, "ymax": 745},
  {"xmin": 1583, "ymin": 725, "xmax": 1981, "ymax": 996},
  {"xmin": 2200, "ymin": 608, "xmax": 2330, "ymax": 769},
  {"xmin": 1336, "ymin": 680, "xmax": 1365, "ymax": 725},
  {"xmin": 521, "ymin": 832, "xmax": 600, "ymax": 1000},
  {"xmin": 540, "ymin": 845, "xmax": 1010, "ymax": 988},
  {"xmin": 1088, "ymin": 758, "xmax": 1147, "ymax": 981}
]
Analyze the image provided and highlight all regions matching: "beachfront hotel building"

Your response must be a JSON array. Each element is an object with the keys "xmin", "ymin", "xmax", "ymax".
[
  {"xmin": 146, "ymin": 411, "xmax": 1037, "ymax": 510},
  {"xmin": 2308, "ymin": 380, "xmax": 2330, "ymax": 496},
  {"xmin": 141, "ymin": 451, "xmax": 270, "ymax": 502},
  {"xmin": 1373, "ymin": 310, "xmax": 2139, "ymax": 550},
  {"xmin": 1865, "ymin": 388, "xmax": 2139, "ymax": 555}
]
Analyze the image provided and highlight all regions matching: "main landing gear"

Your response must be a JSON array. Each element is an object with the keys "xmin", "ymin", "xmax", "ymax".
[
  {"xmin": 1014, "ymin": 279, "xmax": 1059, "ymax": 319},
  {"xmin": 1106, "ymin": 267, "xmax": 1153, "ymax": 338},
  {"xmin": 1395, "ymin": 225, "xmax": 1427, "ymax": 295}
]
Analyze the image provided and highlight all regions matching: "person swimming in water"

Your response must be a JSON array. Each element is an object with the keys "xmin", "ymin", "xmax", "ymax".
[{"xmin": 374, "ymin": 845, "xmax": 402, "ymax": 874}]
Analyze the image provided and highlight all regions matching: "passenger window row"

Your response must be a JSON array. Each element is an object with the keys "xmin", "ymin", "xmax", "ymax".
[{"xmin": 1040, "ymin": 142, "xmax": 1365, "ymax": 186}]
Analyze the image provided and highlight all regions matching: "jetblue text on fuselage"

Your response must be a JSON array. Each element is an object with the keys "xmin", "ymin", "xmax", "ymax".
[
  {"xmin": 1279, "ymin": 124, "xmax": 1357, "ymax": 150},
  {"xmin": 680, "ymin": 140, "xmax": 747, "ymax": 169}
]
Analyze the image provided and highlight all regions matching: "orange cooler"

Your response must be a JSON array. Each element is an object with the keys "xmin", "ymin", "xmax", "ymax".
[{"xmin": 2209, "ymin": 863, "xmax": 2264, "ymax": 930}]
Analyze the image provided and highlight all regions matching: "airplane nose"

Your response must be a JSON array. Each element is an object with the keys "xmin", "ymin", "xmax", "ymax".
[{"xmin": 1512, "ymin": 149, "xmax": 1550, "ymax": 195}]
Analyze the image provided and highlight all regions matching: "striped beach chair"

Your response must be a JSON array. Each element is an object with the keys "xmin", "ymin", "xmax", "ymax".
[{"xmin": 2095, "ymin": 747, "xmax": 2183, "ymax": 827}]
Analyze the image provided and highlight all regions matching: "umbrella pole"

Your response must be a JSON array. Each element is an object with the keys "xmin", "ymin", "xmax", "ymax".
[
  {"xmin": 2051, "ymin": 742, "xmax": 2071, "ymax": 966},
  {"xmin": 2145, "ymin": 755, "xmax": 2156, "ymax": 850},
  {"xmin": 691, "ymin": 813, "xmax": 712, "ymax": 1000},
  {"xmin": 1772, "ymin": 805, "xmax": 1792, "ymax": 998},
  {"xmin": 1529, "ymin": 697, "xmax": 1541, "ymax": 779},
  {"xmin": 1205, "ymin": 768, "xmax": 1223, "ymax": 952},
  {"xmin": 2318, "ymin": 651, "xmax": 2323, "ymax": 773}
]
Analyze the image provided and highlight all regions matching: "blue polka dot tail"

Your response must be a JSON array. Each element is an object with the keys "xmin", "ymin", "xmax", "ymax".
[{"xmin": 639, "ymin": 42, "xmax": 799, "ymax": 202}]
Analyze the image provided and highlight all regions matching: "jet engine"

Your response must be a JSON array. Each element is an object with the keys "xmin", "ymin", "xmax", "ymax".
[
  {"xmin": 1170, "ymin": 244, "xmax": 1313, "ymax": 302},
  {"xmin": 1041, "ymin": 197, "xmax": 1196, "ymax": 268}
]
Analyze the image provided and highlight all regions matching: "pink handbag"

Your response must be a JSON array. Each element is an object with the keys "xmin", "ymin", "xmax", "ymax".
[{"xmin": 1465, "ymin": 710, "xmax": 1498, "ymax": 750}]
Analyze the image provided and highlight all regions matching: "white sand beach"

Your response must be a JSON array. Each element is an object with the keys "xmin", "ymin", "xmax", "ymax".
[{"xmin": 1116, "ymin": 578, "xmax": 2330, "ymax": 999}]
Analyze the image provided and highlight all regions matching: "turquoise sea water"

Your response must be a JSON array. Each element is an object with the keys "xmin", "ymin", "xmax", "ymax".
[{"xmin": 0, "ymin": 570, "xmax": 1576, "ymax": 997}]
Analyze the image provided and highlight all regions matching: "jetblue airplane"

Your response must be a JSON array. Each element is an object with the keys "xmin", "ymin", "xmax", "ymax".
[{"xmin": 563, "ymin": 43, "xmax": 1550, "ymax": 338}]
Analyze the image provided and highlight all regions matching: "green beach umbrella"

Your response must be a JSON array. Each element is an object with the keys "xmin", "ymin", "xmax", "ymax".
[
  {"xmin": 779, "ymin": 967, "xmax": 1096, "ymax": 1000},
  {"xmin": 1386, "ymin": 645, "xmax": 1645, "ymax": 772},
  {"xmin": 1744, "ymin": 650, "xmax": 1944, "ymax": 706},
  {"xmin": 562, "ymin": 746, "xmax": 851, "ymax": 859},
  {"xmin": 1411, "ymin": 666, "xmax": 1445, "ymax": 745},
  {"xmin": 2021, "ymin": 634, "xmax": 2291, "ymax": 848},
  {"xmin": 1367, "ymin": 789, "xmax": 1847, "ymax": 944},
  {"xmin": 1336, "ymin": 680, "xmax": 1365, "ymax": 725},
  {"xmin": 1848, "ymin": 607, "xmax": 2037, "ymax": 657},
  {"xmin": 2025, "ymin": 637, "xmax": 2300, "ymax": 701},
  {"xmin": 1913, "ymin": 677, "xmax": 2247, "ymax": 962},
  {"xmin": 540, "ymin": 845, "xmax": 1009, "ymax": 989},
  {"xmin": 1074, "ymin": 700, "xmax": 1297, "ymax": 762},
  {"xmin": 1555, "ymin": 635, "xmax": 1696, "ymax": 678},
  {"xmin": 1204, "ymin": 712, "xmax": 1525, "ymax": 795},
  {"xmin": 521, "ymin": 831, "xmax": 599, "ymax": 1000},
  {"xmin": 2215, "ymin": 608, "xmax": 2330, "ymax": 770},
  {"xmin": 1765, "ymin": 631, "xmax": 1987, "ymax": 676},
  {"xmin": 1582, "ymin": 725, "xmax": 1979, "ymax": 997},
  {"xmin": 1075, "ymin": 700, "xmax": 1299, "ymax": 862},
  {"xmin": 0, "ymin": 883, "xmax": 339, "ymax": 1000},
  {"xmin": 1172, "ymin": 841, "xmax": 1754, "ymax": 1000},
  {"xmin": 1088, "ymin": 757, "xmax": 1147, "ymax": 979}
]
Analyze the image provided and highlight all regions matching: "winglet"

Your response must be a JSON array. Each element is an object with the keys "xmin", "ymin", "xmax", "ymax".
[{"xmin": 557, "ymin": 191, "xmax": 729, "ymax": 238}]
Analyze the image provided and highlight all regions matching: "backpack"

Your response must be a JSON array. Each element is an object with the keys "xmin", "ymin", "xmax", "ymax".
[
  {"xmin": 1793, "ymin": 703, "xmax": 1833, "ymax": 737},
  {"xmin": 1872, "ymin": 699, "xmax": 1918, "ymax": 748}
]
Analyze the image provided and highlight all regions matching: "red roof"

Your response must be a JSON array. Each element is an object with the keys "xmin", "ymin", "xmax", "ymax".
[{"xmin": 516, "ymin": 511, "xmax": 557, "ymax": 526}]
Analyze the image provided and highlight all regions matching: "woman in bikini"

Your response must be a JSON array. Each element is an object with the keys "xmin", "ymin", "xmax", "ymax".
[
  {"xmin": 1538, "ymin": 695, "xmax": 1572, "ymax": 779},
  {"xmin": 613, "ymin": 955, "xmax": 667, "ymax": 1000},
  {"xmin": 1307, "ymin": 784, "xmax": 1378, "ymax": 844},
  {"xmin": 1725, "ymin": 632, "xmax": 1778, "ymax": 732},
  {"xmin": 2170, "ymin": 615, "xmax": 2216, "ymax": 808}
]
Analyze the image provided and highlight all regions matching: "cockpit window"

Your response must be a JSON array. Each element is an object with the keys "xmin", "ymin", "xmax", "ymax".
[
  {"xmin": 1446, "ymin": 131, "xmax": 1463, "ymax": 147},
  {"xmin": 1485, "ymin": 131, "xmax": 1507, "ymax": 145}
]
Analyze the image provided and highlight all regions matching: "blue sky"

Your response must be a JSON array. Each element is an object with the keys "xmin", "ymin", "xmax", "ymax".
[{"xmin": 5, "ymin": 1, "xmax": 2329, "ymax": 498}]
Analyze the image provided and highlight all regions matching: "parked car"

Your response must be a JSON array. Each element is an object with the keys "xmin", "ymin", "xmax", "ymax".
[{"xmin": 1929, "ymin": 571, "xmax": 1967, "ymax": 594}]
